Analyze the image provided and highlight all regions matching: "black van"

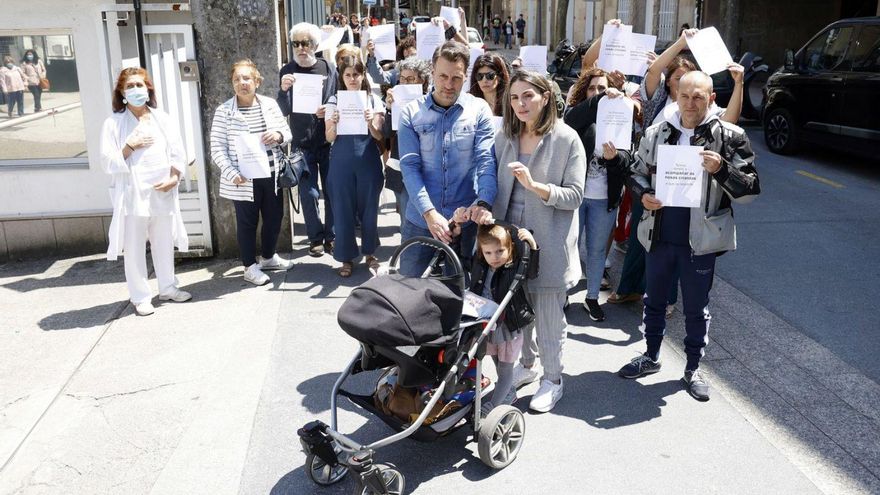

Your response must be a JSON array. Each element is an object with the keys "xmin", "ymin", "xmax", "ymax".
[{"xmin": 762, "ymin": 17, "xmax": 880, "ymax": 155}]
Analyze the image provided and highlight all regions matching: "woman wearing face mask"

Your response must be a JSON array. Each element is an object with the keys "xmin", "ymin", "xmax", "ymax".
[
  {"xmin": 470, "ymin": 70, "xmax": 585, "ymax": 413},
  {"xmin": 20, "ymin": 50, "xmax": 46, "ymax": 113},
  {"xmin": 100, "ymin": 68, "xmax": 191, "ymax": 316},
  {"xmin": 0, "ymin": 55, "xmax": 26, "ymax": 118},
  {"xmin": 325, "ymin": 56, "xmax": 386, "ymax": 277},
  {"xmin": 211, "ymin": 59, "xmax": 293, "ymax": 286},
  {"xmin": 469, "ymin": 53, "xmax": 509, "ymax": 117}
]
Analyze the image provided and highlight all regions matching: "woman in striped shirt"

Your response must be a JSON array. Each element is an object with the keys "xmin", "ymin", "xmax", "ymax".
[{"xmin": 210, "ymin": 60, "xmax": 293, "ymax": 286}]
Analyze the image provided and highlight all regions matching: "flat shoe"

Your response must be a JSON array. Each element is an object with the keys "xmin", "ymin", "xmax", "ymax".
[
  {"xmin": 365, "ymin": 255, "xmax": 381, "ymax": 272},
  {"xmin": 607, "ymin": 292, "xmax": 641, "ymax": 304},
  {"xmin": 338, "ymin": 261, "xmax": 353, "ymax": 278}
]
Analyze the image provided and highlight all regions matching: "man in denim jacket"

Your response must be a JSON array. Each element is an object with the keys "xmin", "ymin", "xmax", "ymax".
[
  {"xmin": 617, "ymin": 71, "xmax": 760, "ymax": 402},
  {"xmin": 397, "ymin": 41, "xmax": 498, "ymax": 276}
]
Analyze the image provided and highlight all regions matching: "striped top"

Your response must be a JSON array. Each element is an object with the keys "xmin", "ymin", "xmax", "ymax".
[
  {"xmin": 237, "ymin": 104, "xmax": 273, "ymax": 159},
  {"xmin": 210, "ymin": 94, "xmax": 292, "ymax": 202}
]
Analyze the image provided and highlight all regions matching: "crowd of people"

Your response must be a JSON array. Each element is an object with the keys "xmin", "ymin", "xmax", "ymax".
[{"xmin": 98, "ymin": 16, "xmax": 759, "ymax": 410}]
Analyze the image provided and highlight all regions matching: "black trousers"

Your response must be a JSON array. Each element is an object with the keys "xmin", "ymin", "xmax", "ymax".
[{"xmin": 233, "ymin": 175, "xmax": 283, "ymax": 267}]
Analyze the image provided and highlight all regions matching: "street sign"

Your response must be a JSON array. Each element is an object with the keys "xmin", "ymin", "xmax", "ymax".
[{"xmin": 364, "ymin": 0, "xmax": 376, "ymax": 5}]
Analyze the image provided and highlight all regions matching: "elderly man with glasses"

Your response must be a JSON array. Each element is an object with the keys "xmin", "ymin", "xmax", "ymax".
[{"xmin": 277, "ymin": 22, "xmax": 338, "ymax": 257}]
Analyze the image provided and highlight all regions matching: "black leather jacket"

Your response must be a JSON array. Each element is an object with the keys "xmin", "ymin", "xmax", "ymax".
[{"xmin": 468, "ymin": 246, "xmax": 540, "ymax": 333}]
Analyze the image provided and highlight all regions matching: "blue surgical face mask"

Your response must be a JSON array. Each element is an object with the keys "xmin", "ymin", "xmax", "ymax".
[
  {"xmin": 124, "ymin": 87, "xmax": 149, "ymax": 107},
  {"xmin": 5, "ymin": 63, "xmax": 13, "ymax": 70},
  {"xmin": 26, "ymin": 55, "xmax": 34, "ymax": 61}
]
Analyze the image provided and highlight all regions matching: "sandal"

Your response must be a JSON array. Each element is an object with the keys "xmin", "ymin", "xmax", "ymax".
[
  {"xmin": 338, "ymin": 261, "xmax": 353, "ymax": 278},
  {"xmin": 365, "ymin": 255, "xmax": 381, "ymax": 272}
]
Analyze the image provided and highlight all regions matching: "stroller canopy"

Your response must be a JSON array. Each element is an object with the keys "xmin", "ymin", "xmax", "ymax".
[{"xmin": 338, "ymin": 274, "xmax": 463, "ymax": 347}]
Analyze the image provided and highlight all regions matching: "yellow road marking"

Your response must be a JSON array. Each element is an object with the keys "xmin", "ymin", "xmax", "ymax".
[{"xmin": 796, "ymin": 170, "xmax": 844, "ymax": 189}]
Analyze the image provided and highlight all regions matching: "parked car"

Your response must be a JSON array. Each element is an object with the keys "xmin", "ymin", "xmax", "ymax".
[
  {"xmin": 408, "ymin": 16, "xmax": 431, "ymax": 35},
  {"xmin": 762, "ymin": 16, "xmax": 880, "ymax": 155},
  {"xmin": 467, "ymin": 27, "xmax": 486, "ymax": 52}
]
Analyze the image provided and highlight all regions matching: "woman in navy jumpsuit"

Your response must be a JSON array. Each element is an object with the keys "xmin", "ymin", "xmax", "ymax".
[{"xmin": 325, "ymin": 55, "xmax": 386, "ymax": 277}]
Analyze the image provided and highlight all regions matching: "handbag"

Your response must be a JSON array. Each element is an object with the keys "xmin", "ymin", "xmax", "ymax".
[
  {"xmin": 39, "ymin": 78, "xmax": 50, "ymax": 91},
  {"xmin": 277, "ymin": 146, "xmax": 308, "ymax": 189}
]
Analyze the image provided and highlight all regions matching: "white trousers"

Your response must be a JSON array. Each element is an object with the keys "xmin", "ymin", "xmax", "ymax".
[
  {"xmin": 520, "ymin": 291, "xmax": 569, "ymax": 383},
  {"xmin": 123, "ymin": 214, "xmax": 176, "ymax": 304}
]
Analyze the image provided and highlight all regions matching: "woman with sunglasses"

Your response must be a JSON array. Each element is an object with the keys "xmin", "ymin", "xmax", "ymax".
[{"xmin": 469, "ymin": 53, "xmax": 509, "ymax": 117}]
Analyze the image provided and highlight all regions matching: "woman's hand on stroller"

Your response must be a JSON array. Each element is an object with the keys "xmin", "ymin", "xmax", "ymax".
[{"xmin": 517, "ymin": 228, "xmax": 538, "ymax": 250}]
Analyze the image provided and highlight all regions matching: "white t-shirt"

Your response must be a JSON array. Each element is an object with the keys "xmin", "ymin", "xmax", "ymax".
[
  {"xmin": 583, "ymin": 153, "xmax": 608, "ymax": 200},
  {"xmin": 678, "ymin": 126, "xmax": 695, "ymax": 145},
  {"xmin": 127, "ymin": 114, "xmax": 174, "ymax": 217}
]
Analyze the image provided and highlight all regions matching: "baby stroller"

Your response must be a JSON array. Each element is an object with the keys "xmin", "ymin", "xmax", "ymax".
[{"xmin": 298, "ymin": 221, "xmax": 534, "ymax": 494}]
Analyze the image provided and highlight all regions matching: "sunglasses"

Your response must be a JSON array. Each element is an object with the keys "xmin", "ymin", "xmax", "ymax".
[
  {"xmin": 475, "ymin": 72, "xmax": 498, "ymax": 81},
  {"xmin": 292, "ymin": 40, "xmax": 313, "ymax": 49}
]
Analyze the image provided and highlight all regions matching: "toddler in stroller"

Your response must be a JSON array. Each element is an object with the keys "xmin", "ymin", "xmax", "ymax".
[
  {"xmin": 297, "ymin": 221, "xmax": 537, "ymax": 494},
  {"xmin": 451, "ymin": 208, "xmax": 540, "ymax": 413}
]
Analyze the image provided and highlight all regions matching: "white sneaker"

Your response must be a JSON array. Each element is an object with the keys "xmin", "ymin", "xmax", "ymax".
[
  {"xmin": 158, "ymin": 288, "xmax": 192, "ymax": 302},
  {"xmin": 135, "ymin": 302, "xmax": 155, "ymax": 316},
  {"xmin": 529, "ymin": 378, "xmax": 564, "ymax": 413},
  {"xmin": 512, "ymin": 363, "xmax": 540, "ymax": 388},
  {"xmin": 258, "ymin": 253, "xmax": 294, "ymax": 271},
  {"xmin": 244, "ymin": 263, "xmax": 270, "ymax": 286}
]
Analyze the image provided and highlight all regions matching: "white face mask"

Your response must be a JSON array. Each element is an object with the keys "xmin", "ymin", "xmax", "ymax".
[{"xmin": 124, "ymin": 87, "xmax": 149, "ymax": 107}]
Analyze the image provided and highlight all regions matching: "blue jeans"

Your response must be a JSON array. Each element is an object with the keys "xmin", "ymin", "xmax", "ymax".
[
  {"xmin": 643, "ymin": 241, "xmax": 716, "ymax": 370},
  {"xmin": 616, "ymin": 192, "xmax": 679, "ymax": 304},
  {"xmin": 299, "ymin": 146, "xmax": 334, "ymax": 244},
  {"xmin": 578, "ymin": 198, "xmax": 617, "ymax": 299},
  {"xmin": 399, "ymin": 220, "xmax": 476, "ymax": 278},
  {"xmin": 6, "ymin": 90, "xmax": 24, "ymax": 116}
]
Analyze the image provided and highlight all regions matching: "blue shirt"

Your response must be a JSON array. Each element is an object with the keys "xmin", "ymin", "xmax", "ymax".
[{"xmin": 398, "ymin": 90, "xmax": 498, "ymax": 228}]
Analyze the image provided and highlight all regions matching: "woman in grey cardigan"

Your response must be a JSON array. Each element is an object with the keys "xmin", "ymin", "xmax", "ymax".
[{"xmin": 487, "ymin": 70, "xmax": 586, "ymax": 412}]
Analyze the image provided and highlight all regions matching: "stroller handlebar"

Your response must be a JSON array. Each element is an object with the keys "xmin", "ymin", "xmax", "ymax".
[{"xmin": 388, "ymin": 236, "xmax": 467, "ymax": 292}]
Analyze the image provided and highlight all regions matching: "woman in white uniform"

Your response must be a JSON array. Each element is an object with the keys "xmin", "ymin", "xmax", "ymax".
[{"xmin": 100, "ymin": 67, "xmax": 191, "ymax": 316}]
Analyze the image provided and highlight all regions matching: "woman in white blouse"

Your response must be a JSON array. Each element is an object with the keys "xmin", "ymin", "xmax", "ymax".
[{"xmin": 100, "ymin": 67, "xmax": 191, "ymax": 316}]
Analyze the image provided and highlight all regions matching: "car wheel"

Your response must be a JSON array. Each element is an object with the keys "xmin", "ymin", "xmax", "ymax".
[{"xmin": 763, "ymin": 107, "xmax": 798, "ymax": 154}]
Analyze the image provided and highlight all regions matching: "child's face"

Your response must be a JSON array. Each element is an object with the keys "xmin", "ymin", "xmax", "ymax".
[{"xmin": 481, "ymin": 240, "xmax": 510, "ymax": 269}]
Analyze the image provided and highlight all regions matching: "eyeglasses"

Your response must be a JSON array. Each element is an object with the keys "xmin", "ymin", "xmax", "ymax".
[
  {"xmin": 475, "ymin": 72, "xmax": 498, "ymax": 81},
  {"xmin": 292, "ymin": 40, "xmax": 313, "ymax": 49}
]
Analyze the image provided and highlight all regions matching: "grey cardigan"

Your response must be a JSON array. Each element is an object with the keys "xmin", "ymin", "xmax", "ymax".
[{"xmin": 493, "ymin": 121, "xmax": 586, "ymax": 292}]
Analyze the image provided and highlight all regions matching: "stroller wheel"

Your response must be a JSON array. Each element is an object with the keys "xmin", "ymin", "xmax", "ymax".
[
  {"xmin": 356, "ymin": 463, "xmax": 405, "ymax": 495},
  {"xmin": 305, "ymin": 452, "xmax": 348, "ymax": 486},
  {"xmin": 477, "ymin": 405, "xmax": 525, "ymax": 469}
]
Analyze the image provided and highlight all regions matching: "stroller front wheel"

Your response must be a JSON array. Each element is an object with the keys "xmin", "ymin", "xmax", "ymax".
[
  {"xmin": 477, "ymin": 405, "xmax": 525, "ymax": 469},
  {"xmin": 355, "ymin": 463, "xmax": 405, "ymax": 495},
  {"xmin": 305, "ymin": 451, "xmax": 349, "ymax": 486}
]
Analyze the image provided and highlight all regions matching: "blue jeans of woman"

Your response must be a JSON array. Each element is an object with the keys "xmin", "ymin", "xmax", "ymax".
[
  {"xmin": 328, "ymin": 135, "xmax": 384, "ymax": 262},
  {"xmin": 578, "ymin": 198, "xmax": 617, "ymax": 300},
  {"xmin": 6, "ymin": 90, "xmax": 24, "ymax": 116}
]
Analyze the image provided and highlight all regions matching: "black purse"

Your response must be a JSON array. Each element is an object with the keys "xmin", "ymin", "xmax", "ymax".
[{"xmin": 277, "ymin": 146, "xmax": 309, "ymax": 189}]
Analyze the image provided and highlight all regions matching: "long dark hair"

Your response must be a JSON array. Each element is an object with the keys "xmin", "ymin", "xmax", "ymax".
[
  {"xmin": 112, "ymin": 67, "xmax": 158, "ymax": 113},
  {"xmin": 21, "ymin": 49, "xmax": 40, "ymax": 64},
  {"xmin": 502, "ymin": 70, "xmax": 556, "ymax": 138},
  {"xmin": 469, "ymin": 53, "xmax": 509, "ymax": 116},
  {"xmin": 337, "ymin": 56, "xmax": 371, "ymax": 92}
]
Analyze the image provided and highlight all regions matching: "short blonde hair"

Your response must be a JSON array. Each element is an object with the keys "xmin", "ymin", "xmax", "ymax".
[
  {"xmin": 335, "ymin": 44, "xmax": 362, "ymax": 66},
  {"xmin": 230, "ymin": 59, "xmax": 263, "ymax": 85}
]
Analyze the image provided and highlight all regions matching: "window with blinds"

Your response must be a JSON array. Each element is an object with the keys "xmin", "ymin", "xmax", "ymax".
[
  {"xmin": 617, "ymin": 0, "xmax": 632, "ymax": 25},
  {"xmin": 658, "ymin": 0, "xmax": 678, "ymax": 41}
]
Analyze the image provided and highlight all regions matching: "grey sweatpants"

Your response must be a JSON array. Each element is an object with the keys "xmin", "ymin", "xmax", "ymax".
[{"xmin": 520, "ymin": 290, "xmax": 568, "ymax": 383}]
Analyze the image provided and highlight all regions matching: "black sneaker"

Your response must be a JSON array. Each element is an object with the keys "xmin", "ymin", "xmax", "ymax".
[
  {"xmin": 600, "ymin": 268, "xmax": 611, "ymax": 291},
  {"xmin": 583, "ymin": 298, "xmax": 605, "ymax": 322},
  {"xmin": 618, "ymin": 353, "xmax": 662, "ymax": 379},
  {"xmin": 683, "ymin": 369, "xmax": 711, "ymax": 401},
  {"xmin": 308, "ymin": 241, "xmax": 324, "ymax": 257}
]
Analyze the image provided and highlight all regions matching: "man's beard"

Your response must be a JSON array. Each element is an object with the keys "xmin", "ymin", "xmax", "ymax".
[{"xmin": 298, "ymin": 52, "xmax": 317, "ymax": 67}]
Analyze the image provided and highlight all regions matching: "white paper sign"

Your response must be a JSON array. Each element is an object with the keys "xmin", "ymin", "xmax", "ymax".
[
  {"xmin": 625, "ymin": 33, "xmax": 657, "ymax": 76},
  {"xmin": 369, "ymin": 24, "xmax": 397, "ymax": 61},
  {"xmin": 597, "ymin": 24, "xmax": 631, "ymax": 73},
  {"xmin": 595, "ymin": 97, "xmax": 634, "ymax": 151},
  {"xmin": 686, "ymin": 27, "xmax": 734, "ymax": 75},
  {"xmin": 234, "ymin": 133, "xmax": 271, "ymax": 179},
  {"xmin": 316, "ymin": 27, "xmax": 346, "ymax": 53},
  {"xmin": 416, "ymin": 22, "xmax": 445, "ymax": 61},
  {"xmin": 655, "ymin": 145, "xmax": 705, "ymax": 208},
  {"xmin": 336, "ymin": 90, "xmax": 368, "ymax": 135},
  {"xmin": 290, "ymin": 73, "xmax": 324, "ymax": 114},
  {"xmin": 519, "ymin": 45, "xmax": 548, "ymax": 74},
  {"xmin": 439, "ymin": 6, "xmax": 461, "ymax": 31},
  {"xmin": 391, "ymin": 84, "xmax": 424, "ymax": 131}
]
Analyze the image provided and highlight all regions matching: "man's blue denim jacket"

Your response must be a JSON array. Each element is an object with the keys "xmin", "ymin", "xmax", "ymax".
[{"xmin": 398, "ymin": 90, "xmax": 498, "ymax": 228}]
